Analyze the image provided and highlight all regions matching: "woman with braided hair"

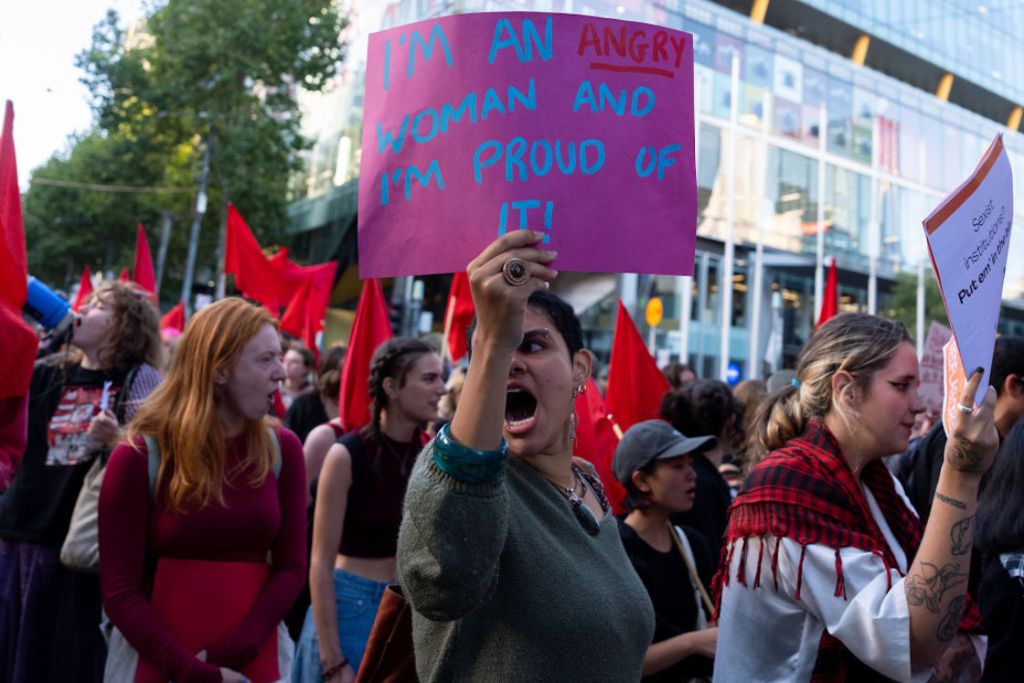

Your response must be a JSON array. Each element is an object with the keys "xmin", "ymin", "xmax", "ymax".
[
  {"xmin": 714, "ymin": 313, "xmax": 999, "ymax": 681},
  {"xmin": 292, "ymin": 337, "xmax": 446, "ymax": 683}
]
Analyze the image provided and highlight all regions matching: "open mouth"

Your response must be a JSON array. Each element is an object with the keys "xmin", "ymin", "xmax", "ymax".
[
  {"xmin": 504, "ymin": 386, "xmax": 538, "ymax": 435},
  {"xmin": 267, "ymin": 391, "xmax": 277, "ymax": 413}
]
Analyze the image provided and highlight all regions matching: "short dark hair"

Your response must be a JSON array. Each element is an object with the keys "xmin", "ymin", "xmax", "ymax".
[
  {"xmin": 467, "ymin": 290, "xmax": 583, "ymax": 359},
  {"xmin": 991, "ymin": 336, "xmax": 1024, "ymax": 397},
  {"xmin": 662, "ymin": 379, "xmax": 740, "ymax": 440},
  {"xmin": 976, "ymin": 420, "xmax": 1024, "ymax": 557},
  {"xmin": 621, "ymin": 459, "xmax": 657, "ymax": 512}
]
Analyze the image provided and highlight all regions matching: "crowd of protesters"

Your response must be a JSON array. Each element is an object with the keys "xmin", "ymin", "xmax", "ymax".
[{"xmin": 1, "ymin": 234, "xmax": 1024, "ymax": 683}]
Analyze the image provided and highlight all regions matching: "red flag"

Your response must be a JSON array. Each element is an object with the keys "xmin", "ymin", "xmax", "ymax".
[
  {"xmin": 0, "ymin": 100, "xmax": 38, "ymax": 402},
  {"xmin": 133, "ymin": 224, "xmax": 156, "ymax": 294},
  {"xmin": 605, "ymin": 301, "xmax": 671, "ymax": 432},
  {"xmin": 338, "ymin": 279, "xmax": 393, "ymax": 431},
  {"xmin": 0, "ymin": 101, "xmax": 39, "ymax": 481},
  {"xmin": 816, "ymin": 256, "xmax": 839, "ymax": 329},
  {"xmin": 225, "ymin": 204, "xmax": 290, "ymax": 313},
  {"xmin": 0, "ymin": 102, "xmax": 27, "ymax": 310},
  {"xmin": 160, "ymin": 301, "xmax": 186, "ymax": 332},
  {"xmin": 281, "ymin": 276, "xmax": 319, "ymax": 364},
  {"xmin": 119, "ymin": 267, "xmax": 130, "ymax": 282},
  {"xmin": 573, "ymin": 378, "xmax": 626, "ymax": 514},
  {"xmin": 72, "ymin": 265, "xmax": 93, "ymax": 312},
  {"xmin": 443, "ymin": 272, "xmax": 474, "ymax": 362}
]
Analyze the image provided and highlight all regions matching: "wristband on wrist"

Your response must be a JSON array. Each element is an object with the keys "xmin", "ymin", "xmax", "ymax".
[
  {"xmin": 432, "ymin": 423, "xmax": 508, "ymax": 483},
  {"xmin": 322, "ymin": 658, "xmax": 348, "ymax": 681}
]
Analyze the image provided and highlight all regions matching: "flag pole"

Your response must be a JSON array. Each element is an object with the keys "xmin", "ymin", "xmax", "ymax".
[{"xmin": 441, "ymin": 291, "xmax": 456, "ymax": 365}]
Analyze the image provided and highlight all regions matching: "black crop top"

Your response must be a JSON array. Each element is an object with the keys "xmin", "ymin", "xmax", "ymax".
[{"xmin": 338, "ymin": 429, "xmax": 425, "ymax": 559}]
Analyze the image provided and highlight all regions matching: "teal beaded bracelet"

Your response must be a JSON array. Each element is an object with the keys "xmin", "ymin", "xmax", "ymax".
[{"xmin": 432, "ymin": 423, "xmax": 508, "ymax": 483}]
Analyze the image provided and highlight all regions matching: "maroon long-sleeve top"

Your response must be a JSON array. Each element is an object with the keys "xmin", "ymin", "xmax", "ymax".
[{"xmin": 99, "ymin": 426, "xmax": 306, "ymax": 683}]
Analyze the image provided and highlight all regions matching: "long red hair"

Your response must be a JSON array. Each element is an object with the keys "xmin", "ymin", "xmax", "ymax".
[{"xmin": 128, "ymin": 298, "xmax": 278, "ymax": 513}]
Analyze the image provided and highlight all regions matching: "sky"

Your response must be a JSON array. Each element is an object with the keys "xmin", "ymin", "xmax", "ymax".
[{"xmin": 1, "ymin": 0, "xmax": 145, "ymax": 190}]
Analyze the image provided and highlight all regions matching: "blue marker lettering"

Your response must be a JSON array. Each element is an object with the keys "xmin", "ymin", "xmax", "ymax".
[
  {"xmin": 507, "ymin": 79, "xmax": 537, "ymax": 112},
  {"xmin": 376, "ymin": 117, "xmax": 410, "ymax": 154},
  {"xmin": 511, "ymin": 200, "xmax": 541, "ymax": 228},
  {"xmin": 489, "ymin": 16, "xmax": 553, "ymax": 63},
  {"xmin": 529, "ymin": 140, "xmax": 553, "ymax": 176},
  {"xmin": 543, "ymin": 201, "xmax": 553, "ymax": 244},
  {"xmin": 473, "ymin": 140, "xmax": 503, "ymax": 184},
  {"xmin": 598, "ymin": 83, "xmax": 626, "ymax": 115},
  {"xmin": 440, "ymin": 92, "xmax": 478, "ymax": 132},
  {"xmin": 506, "ymin": 137, "xmax": 528, "ymax": 182},
  {"xmin": 572, "ymin": 81, "xmax": 598, "ymax": 113},
  {"xmin": 580, "ymin": 139, "xmax": 606, "ymax": 175},
  {"xmin": 404, "ymin": 160, "xmax": 445, "ymax": 199},
  {"xmin": 498, "ymin": 201, "xmax": 509, "ymax": 236},
  {"xmin": 411, "ymin": 108, "xmax": 440, "ymax": 144},
  {"xmin": 480, "ymin": 87, "xmax": 507, "ymax": 120},
  {"xmin": 407, "ymin": 24, "xmax": 454, "ymax": 78},
  {"xmin": 635, "ymin": 146, "xmax": 657, "ymax": 177},
  {"xmin": 655, "ymin": 144, "xmax": 681, "ymax": 179},
  {"xmin": 555, "ymin": 141, "xmax": 577, "ymax": 173},
  {"xmin": 631, "ymin": 87, "xmax": 655, "ymax": 117},
  {"xmin": 383, "ymin": 40, "xmax": 391, "ymax": 90}
]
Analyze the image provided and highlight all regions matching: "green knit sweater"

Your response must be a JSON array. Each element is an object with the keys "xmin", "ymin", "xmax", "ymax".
[{"xmin": 398, "ymin": 444, "xmax": 655, "ymax": 682}]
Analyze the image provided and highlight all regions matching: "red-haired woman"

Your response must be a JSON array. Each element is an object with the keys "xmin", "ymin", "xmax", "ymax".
[{"xmin": 100, "ymin": 297, "xmax": 306, "ymax": 682}]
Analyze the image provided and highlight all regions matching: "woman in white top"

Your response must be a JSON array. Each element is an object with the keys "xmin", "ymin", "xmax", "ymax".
[{"xmin": 714, "ymin": 313, "xmax": 998, "ymax": 682}]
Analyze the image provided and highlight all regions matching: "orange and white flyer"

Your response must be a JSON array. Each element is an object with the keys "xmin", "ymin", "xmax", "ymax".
[{"xmin": 923, "ymin": 134, "xmax": 1013, "ymax": 416}]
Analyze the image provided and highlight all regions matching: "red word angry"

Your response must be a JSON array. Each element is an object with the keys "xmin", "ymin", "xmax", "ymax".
[{"xmin": 577, "ymin": 23, "xmax": 688, "ymax": 78}]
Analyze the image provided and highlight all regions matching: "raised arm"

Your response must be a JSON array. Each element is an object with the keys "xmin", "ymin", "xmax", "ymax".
[
  {"xmin": 398, "ymin": 231, "xmax": 556, "ymax": 621},
  {"xmin": 905, "ymin": 368, "xmax": 998, "ymax": 669}
]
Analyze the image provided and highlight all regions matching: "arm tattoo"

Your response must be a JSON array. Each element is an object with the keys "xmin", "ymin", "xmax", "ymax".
[
  {"xmin": 946, "ymin": 436, "xmax": 983, "ymax": 472},
  {"xmin": 906, "ymin": 562, "xmax": 967, "ymax": 612},
  {"xmin": 937, "ymin": 595, "xmax": 966, "ymax": 643},
  {"xmin": 950, "ymin": 515, "xmax": 975, "ymax": 556},
  {"xmin": 936, "ymin": 492, "xmax": 967, "ymax": 509}
]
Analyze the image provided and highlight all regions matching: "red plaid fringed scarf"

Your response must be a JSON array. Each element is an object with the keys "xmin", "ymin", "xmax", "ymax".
[{"xmin": 714, "ymin": 421, "xmax": 980, "ymax": 682}]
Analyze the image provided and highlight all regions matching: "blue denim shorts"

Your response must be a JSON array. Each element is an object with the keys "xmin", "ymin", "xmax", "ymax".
[{"xmin": 291, "ymin": 568, "xmax": 388, "ymax": 681}]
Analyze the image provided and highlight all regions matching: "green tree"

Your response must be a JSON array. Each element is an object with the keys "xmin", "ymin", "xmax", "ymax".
[
  {"xmin": 885, "ymin": 271, "xmax": 949, "ymax": 340},
  {"xmin": 27, "ymin": 1, "xmax": 346, "ymax": 302},
  {"xmin": 23, "ymin": 129, "xmax": 194, "ymax": 293}
]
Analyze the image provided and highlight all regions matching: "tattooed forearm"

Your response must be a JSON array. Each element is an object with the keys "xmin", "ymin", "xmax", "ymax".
[
  {"xmin": 906, "ymin": 562, "xmax": 967, "ymax": 612},
  {"xmin": 936, "ymin": 492, "xmax": 967, "ymax": 509},
  {"xmin": 950, "ymin": 515, "xmax": 975, "ymax": 556},
  {"xmin": 937, "ymin": 595, "xmax": 965, "ymax": 643}
]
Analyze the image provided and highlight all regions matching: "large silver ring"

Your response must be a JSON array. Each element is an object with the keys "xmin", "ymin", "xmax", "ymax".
[
  {"xmin": 956, "ymin": 403, "xmax": 973, "ymax": 415},
  {"xmin": 502, "ymin": 258, "xmax": 530, "ymax": 287}
]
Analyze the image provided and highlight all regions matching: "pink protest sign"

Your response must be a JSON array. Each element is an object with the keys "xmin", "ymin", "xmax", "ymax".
[{"xmin": 357, "ymin": 12, "xmax": 696, "ymax": 278}]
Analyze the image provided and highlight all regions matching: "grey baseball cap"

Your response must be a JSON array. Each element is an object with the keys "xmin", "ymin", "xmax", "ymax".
[{"xmin": 612, "ymin": 419, "xmax": 717, "ymax": 485}]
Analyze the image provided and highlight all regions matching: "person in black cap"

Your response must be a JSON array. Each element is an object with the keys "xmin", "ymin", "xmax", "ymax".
[{"xmin": 614, "ymin": 419, "xmax": 720, "ymax": 682}]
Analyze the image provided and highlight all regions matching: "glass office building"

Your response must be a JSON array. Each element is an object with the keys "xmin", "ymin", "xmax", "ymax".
[{"xmin": 289, "ymin": 0, "xmax": 1024, "ymax": 380}]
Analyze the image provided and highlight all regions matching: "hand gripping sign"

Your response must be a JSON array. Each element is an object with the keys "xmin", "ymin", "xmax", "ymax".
[
  {"xmin": 358, "ymin": 12, "xmax": 697, "ymax": 278},
  {"xmin": 923, "ymin": 134, "xmax": 1014, "ymax": 432}
]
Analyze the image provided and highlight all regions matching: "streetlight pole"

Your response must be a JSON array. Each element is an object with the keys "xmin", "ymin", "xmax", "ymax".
[{"xmin": 181, "ymin": 132, "xmax": 212, "ymax": 315}]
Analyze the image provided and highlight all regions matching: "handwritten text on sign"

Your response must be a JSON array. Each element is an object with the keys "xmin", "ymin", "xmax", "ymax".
[{"xmin": 357, "ymin": 12, "xmax": 697, "ymax": 278}]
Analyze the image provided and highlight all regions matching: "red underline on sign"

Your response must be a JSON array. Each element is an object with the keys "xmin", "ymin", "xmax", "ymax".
[{"xmin": 589, "ymin": 62, "xmax": 675, "ymax": 78}]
